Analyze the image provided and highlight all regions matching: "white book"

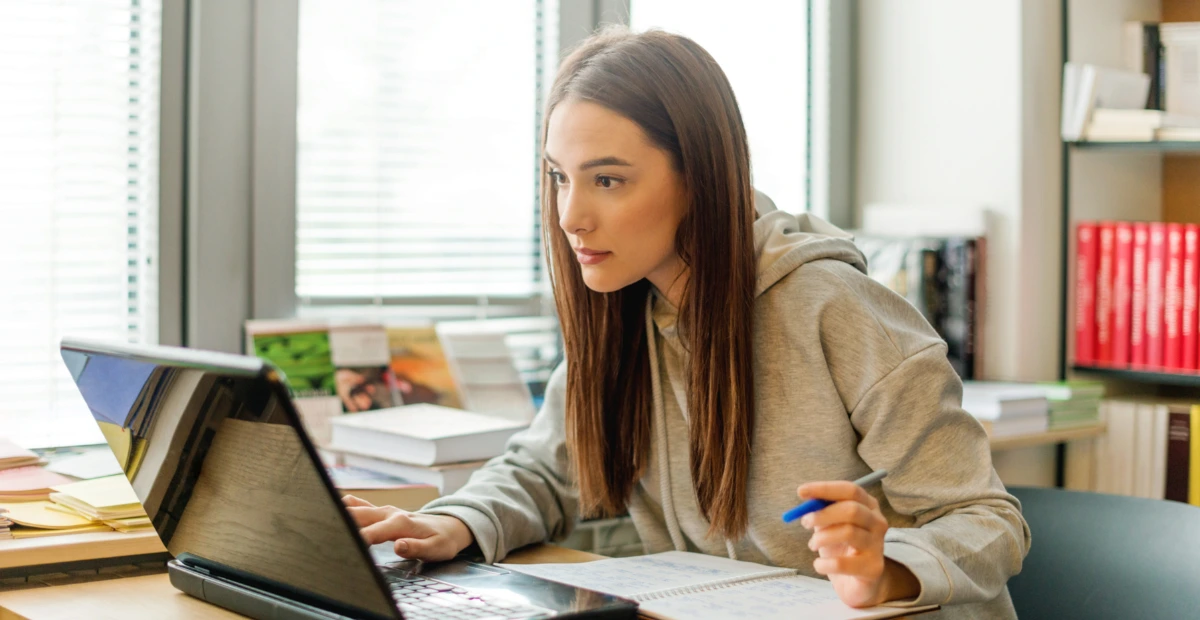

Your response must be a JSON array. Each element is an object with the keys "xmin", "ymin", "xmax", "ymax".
[
  {"xmin": 1108, "ymin": 400, "xmax": 1138, "ymax": 497},
  {"xmin": 1133, "ymin": 402, "xmax": 1157, "ymax": 498},
  {"xmin": 501, "ymin": 551, "xmax": 935, "ymax": 620},
  {"xmin": 330, "ymin": 404, "xmax": 527, "ymax": 466},
  {"xmin": 1150, "ymin": 403, "xmax": 1171, "ymax": 500},
  {"xmin": 340, "ymin": 453, "xmax": 486, "ymax": 494}
]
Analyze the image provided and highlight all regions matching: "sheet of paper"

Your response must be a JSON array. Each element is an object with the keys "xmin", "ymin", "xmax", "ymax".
[
  {"xmin": 500, "ymin": 551, "xmax": 793, "ymax": 599},
  {"xmin": 44, "ymin": 449, "xmax": 124, "ymax": 479},
  {"xmin": 639, "ymin": 574, "xmax": 916, "ymax": 620},
  {"xmin": 0, "ymin": 500, "xmax": 95, "ymax": 528}
]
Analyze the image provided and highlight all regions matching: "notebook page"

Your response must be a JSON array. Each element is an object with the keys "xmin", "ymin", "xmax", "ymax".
[
  {"xmin": 499, "ymin": 551, "xmax": 795, "ymax": 599},
  {"xmin": 640, "ymin": 574, "xmax": 926, "ymax": 620}
]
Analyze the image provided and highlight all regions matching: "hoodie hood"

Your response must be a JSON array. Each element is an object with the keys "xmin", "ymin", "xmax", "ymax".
[{"xmin": 752, "ymin": 190, "xmax": 868, "ymax": 297}]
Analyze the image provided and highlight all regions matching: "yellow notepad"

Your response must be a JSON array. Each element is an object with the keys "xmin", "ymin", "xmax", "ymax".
[
  {"xmin": 11, "ymin": 524, "xmax": 112, "ymax": 538},
  {"xmin": 50, "ymin": 475, "xmax": 141, "ymax": 510}
]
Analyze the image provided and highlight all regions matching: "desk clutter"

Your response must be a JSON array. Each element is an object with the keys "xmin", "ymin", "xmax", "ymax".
[
  {"xmin": 0, "ymin": 443, "xmax": 152, "ymax": 540},
  {"xmin": 246, "ymin": 319, "xmax": 538, "ymax": 498}
]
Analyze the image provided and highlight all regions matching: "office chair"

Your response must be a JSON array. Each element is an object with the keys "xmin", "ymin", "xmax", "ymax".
[{"xmin": 1007, "ymin": 486, "xmax": 1200, "ymax": 619}]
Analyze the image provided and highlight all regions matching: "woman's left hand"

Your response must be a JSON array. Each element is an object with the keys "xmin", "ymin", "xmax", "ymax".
[{"xmin": 796, "ymin": 481, "xmax": 920, "ymax": 608}]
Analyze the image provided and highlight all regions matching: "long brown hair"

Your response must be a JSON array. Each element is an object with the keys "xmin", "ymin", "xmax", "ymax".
[{"xmin": 543, "ymin": 27, "xmax": 757, "ymax": 540}]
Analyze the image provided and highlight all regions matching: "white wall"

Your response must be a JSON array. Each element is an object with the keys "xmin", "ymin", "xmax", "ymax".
[{"xmin": 856, "ymin": 0, "xmax": 1064, "ymax": 486}]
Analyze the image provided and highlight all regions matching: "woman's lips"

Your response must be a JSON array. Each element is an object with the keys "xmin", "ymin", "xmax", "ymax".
[{"xmin": 575, "ymin": 247, "xmax": 611, "ymax": 265}]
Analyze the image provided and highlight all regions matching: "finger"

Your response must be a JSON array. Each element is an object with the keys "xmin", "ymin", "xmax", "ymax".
[
  {"xmin": 342, "ymin": 494, "xmax": 375, "ymax": 508},
  {"xmin": 359, "ymin": 511, "xmax": 421, "ymax": 546},
  {"xmin": 346, "ymin": 505, "xmax": 395, "ymax": 529},
  {"xmin": 813, "ymin": 553, "xmax": 884, "ymax": 579},
  {"xmin": 802, "ymin": 501, "xmax": 886, "ymax": 532},
  {"xmin": 394, "ymin": 536, "xmax": 454, "ymax": 562},
  {"xmin": 808, "ymin": 523, "xmax": 876, "ymax": 554},
  {"xmin": 797, "ymin": 481, "xmax": 880, "ymax": 511}
]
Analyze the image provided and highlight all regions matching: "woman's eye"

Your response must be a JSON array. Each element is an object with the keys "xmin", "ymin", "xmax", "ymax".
[
  {"xmin": 548, "ymin": 171, "xmax": 567, "ymax": 185},
  {"xmin": 596, "ymin": 175, "xmax": 621, "ymax": 189}
]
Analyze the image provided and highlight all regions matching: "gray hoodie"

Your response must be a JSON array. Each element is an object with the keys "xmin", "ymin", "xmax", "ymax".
[{"xmin": 422, "ymin": 199, "xmax": 1030, "ymax": 619}]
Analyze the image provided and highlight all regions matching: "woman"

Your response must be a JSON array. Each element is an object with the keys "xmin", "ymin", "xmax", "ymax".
[{"xmin": 344, "ymin": 27, "xmax": 1029, "ymax": 617}]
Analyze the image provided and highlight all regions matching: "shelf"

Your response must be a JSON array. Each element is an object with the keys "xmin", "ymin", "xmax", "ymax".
[
  {"xmin": 1072, "ymin": 365, "xmax": 1200, "ymax": 388},
  {"xmin": 0, "ymin": 530, "xmax": 166, "ymax": 571},
  {"xmin": 988, "ymin": 422, "xmax": 1106, "ymax": 452},
  {"xmin": 1068, "ymin": 140, "xmax": 1200, "ymax": 153}
]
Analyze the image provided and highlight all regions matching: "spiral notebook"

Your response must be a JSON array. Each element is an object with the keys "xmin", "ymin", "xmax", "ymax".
[{"xmin": 500, "ymin": 551, "xmax": 937, "ymax": 620}]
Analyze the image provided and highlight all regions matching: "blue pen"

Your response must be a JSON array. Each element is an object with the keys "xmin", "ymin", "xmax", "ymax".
[{"xmin": 782, "ymin": 469, "xmax": 888, "ymax": 523}]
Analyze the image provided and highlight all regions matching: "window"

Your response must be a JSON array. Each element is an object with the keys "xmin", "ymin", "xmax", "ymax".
[
  {"xmin": 0, "ymin": 0, "xmax": 161, "ymax": 448},
  {"xmin": 295, "ymin": 0, "xmax": 552, "ymax": 305},
  {"xmin": 631, "ymin": 0, "xmax": 810, "ymax": 213},
  {"xmin": 294, "ymin": 0, "xmax": 560, "ymax": 385}
]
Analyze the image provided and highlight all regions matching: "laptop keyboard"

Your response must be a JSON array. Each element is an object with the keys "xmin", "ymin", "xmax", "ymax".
[{"xmin": 385, "ymin": 574, "xmax": 555, "ymax": 619}]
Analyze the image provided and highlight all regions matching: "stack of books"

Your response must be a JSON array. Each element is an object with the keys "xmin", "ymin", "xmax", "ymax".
[
  {"xmin": 1037, "ymin": 381, "xmax": 1104, "ymax": 429},
  {"xmin": 961, "ymin": 382, "xmax": 1050, "ymax": 438},
  {"xmin": 329, "ymin": 404, "xmax": 527, "ymax": 495},
  {"xmin": 1075, "ymin": 221, "xmax": 1200, "ymax": 374},
  {"xmin": 1081, "ymin": 109, "xmax": 1200, "ymax": 142}
]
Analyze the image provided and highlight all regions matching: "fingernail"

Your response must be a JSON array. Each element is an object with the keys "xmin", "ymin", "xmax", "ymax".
[
  {"xmin": 396, "ymin": 540, "xmax": 409, "ymax": 555},
  {"xmin": 801, "ymin": 515, "xmax": 813, "ymax": 528}
]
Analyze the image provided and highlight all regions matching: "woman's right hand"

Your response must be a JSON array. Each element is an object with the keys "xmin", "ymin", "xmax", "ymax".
[{"xmin": 342, "ymin": 495, "xmax": 475, "ymax": 561}]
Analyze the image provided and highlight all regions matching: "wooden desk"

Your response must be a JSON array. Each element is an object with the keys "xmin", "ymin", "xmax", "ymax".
[
  {"xmin": 0, "ymin": 530, "xmax": 167, "ymax": 573},
  {"xmin": 0, "ymin": 544, "xmax": 602, "ymax": 620}
]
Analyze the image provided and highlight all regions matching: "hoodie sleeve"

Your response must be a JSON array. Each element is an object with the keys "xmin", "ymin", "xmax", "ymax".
[
  {"xmin": 850, "ymin": 343, "xmax": 1032, "ymax": 608},
  {"xmin": 418, "ymin": 363, "xmax": 578, "ymax": 563}
]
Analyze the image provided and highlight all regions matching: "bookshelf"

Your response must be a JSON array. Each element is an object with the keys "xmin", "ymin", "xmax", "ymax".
[
  {"xmin": 1069, "ymin": 141, "xmax": 1200, "ymax": 153},
  {"xmin": 988, "ymin": 422, "xmax": 1107, "ymax": 452},
  {"xmin": 1060, "ymin": 0, "xmax": 1200, "ymax": 391}
]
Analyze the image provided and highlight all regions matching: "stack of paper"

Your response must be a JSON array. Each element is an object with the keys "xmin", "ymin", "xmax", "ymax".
[
  {"xmin": 961, "ymin": 382, "xmax": 1050, "ymax": 438},
  {"xmin": 0, "ymin": 466, "xmax": 73, "ymax": 501},
  {"xmin": 0, "ymin": 438, "xmax": 42, "ymax": 471},
  {"xmin": 48, "ymin": 475, "xmax": 150, "ymax": 528},
  {"xmin": 0, "ymin": 500, "xmax": 111, "ymax": 538},
  {"xmin": 0, "ymin": 507, "xmax": 11, "ymax": 540}
]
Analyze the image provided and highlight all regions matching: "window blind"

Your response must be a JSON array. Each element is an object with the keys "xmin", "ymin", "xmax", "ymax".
[
  {"xmin": 631, "ymin": 0, "xmax": 809, "ymax": 213},
  {"xmin": 295, "ymin": 0, "xmax": 560, "ymax": 385},
  {"xmin": 0, "ymin": 0, "xmax": 161, "ymax": 448}
]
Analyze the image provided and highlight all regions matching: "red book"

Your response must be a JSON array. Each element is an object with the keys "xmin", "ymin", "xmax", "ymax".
[
  {"xmin": 1075, "ymin": 222, "xmax": 1099, "ymax": 365},
  {"xmin": 1147, "ymin": 223, "xmax": 1168, "ymax": 369},
  {"xmin": 1185, "ymin": 224, "xmax": 1200, "ymax": 370},
  {"xmin": 1112, "ymin": 223, "xmax": 1134, "ymax": 366},
  {"xmin": 1132, "ymin": 223, "xmax": 1150, "ymax": 368},
  {"xmin": 1166, "ymin": 223, "xmax": 1185, "ymax": 369},
  {"xmin": 1095, "ymin": 223, "xmax": 1116, "ymax": 365}
]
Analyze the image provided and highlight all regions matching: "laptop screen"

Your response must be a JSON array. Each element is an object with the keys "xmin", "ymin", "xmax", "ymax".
[{"xmin": 61, "ymin": 341, "xmax": 398, "ymax": 619}]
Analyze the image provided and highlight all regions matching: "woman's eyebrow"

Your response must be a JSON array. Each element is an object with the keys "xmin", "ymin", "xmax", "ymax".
[{"xmin": 543, "ymin": 153, "xmax": 633, "ymax": 170}]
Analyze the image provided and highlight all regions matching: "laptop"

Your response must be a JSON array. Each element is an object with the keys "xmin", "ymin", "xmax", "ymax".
[{"xmin": 60, "ymin": 338, "xmax": 638, "ymax": 620}]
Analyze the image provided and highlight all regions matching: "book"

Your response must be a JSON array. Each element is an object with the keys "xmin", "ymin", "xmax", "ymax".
[
  {"xmin": 1186, "ymin": 225, "xmax": 1200, "ymax": 370},
  {"xmin": 1061, "ymin": 63, "xmax": 1152, "ymax": 141},
  {"xmin": 1165, "ymin": 223, "xmax": 1185, "ymax": 369},
  {"xmin": 961, "ymin": 382, "xmax": 1050, "ymax": 420},
  {"xmin": 1123, "ymin": 21, "xmax": 1163, "ymax": 110},
  {"xmin": 500, "ymin": 551, "xmax": 934, "ymax": 620},
  {"xmin": 1096, "ymin": 222, "xmax": 1116, "ymax": 364},
  {"xmin": 940, "ymin": 238, "xmax": 977, "ymax": 379},
  {"xmin": 1075, "ymin": 223, "xmax": 1098, "ymax": 365},
  {"xmin": 1147, "ymin": 223, "xmax": 1168, "ymax": 368},
  {"xmin": 1170, "ymin": 406, "xmax": 1195, "ymax": 503},
  {"xmin": 340, "ymin": 454, "xmax": 487, "ymax": 494},
  {"xmin": 1193, "ymin": 405, "xmax": 1200, "ymax": 506},
  {"xmin": 326, "ymin": 464, "xmax": 440, "ymax": 511},
  {"xmin": 1132, "ymin": 223, "xmax": 1150, "ymax": 367},
  {"xmin": 329, "ymin": 404, "xmax": 527, "ymax": 467},
  {"xmin": 387, "ymin": 326, "xmax": 463, "ymax": 408},
  {"xmin": 1112, "ymin": 222, "xmax": 1134, "ymax": 366}
]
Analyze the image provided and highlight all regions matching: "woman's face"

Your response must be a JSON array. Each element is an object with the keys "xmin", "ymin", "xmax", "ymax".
[{"xmin": 545, "ymin": 99, "xmax": 688, "ymax": 300}]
